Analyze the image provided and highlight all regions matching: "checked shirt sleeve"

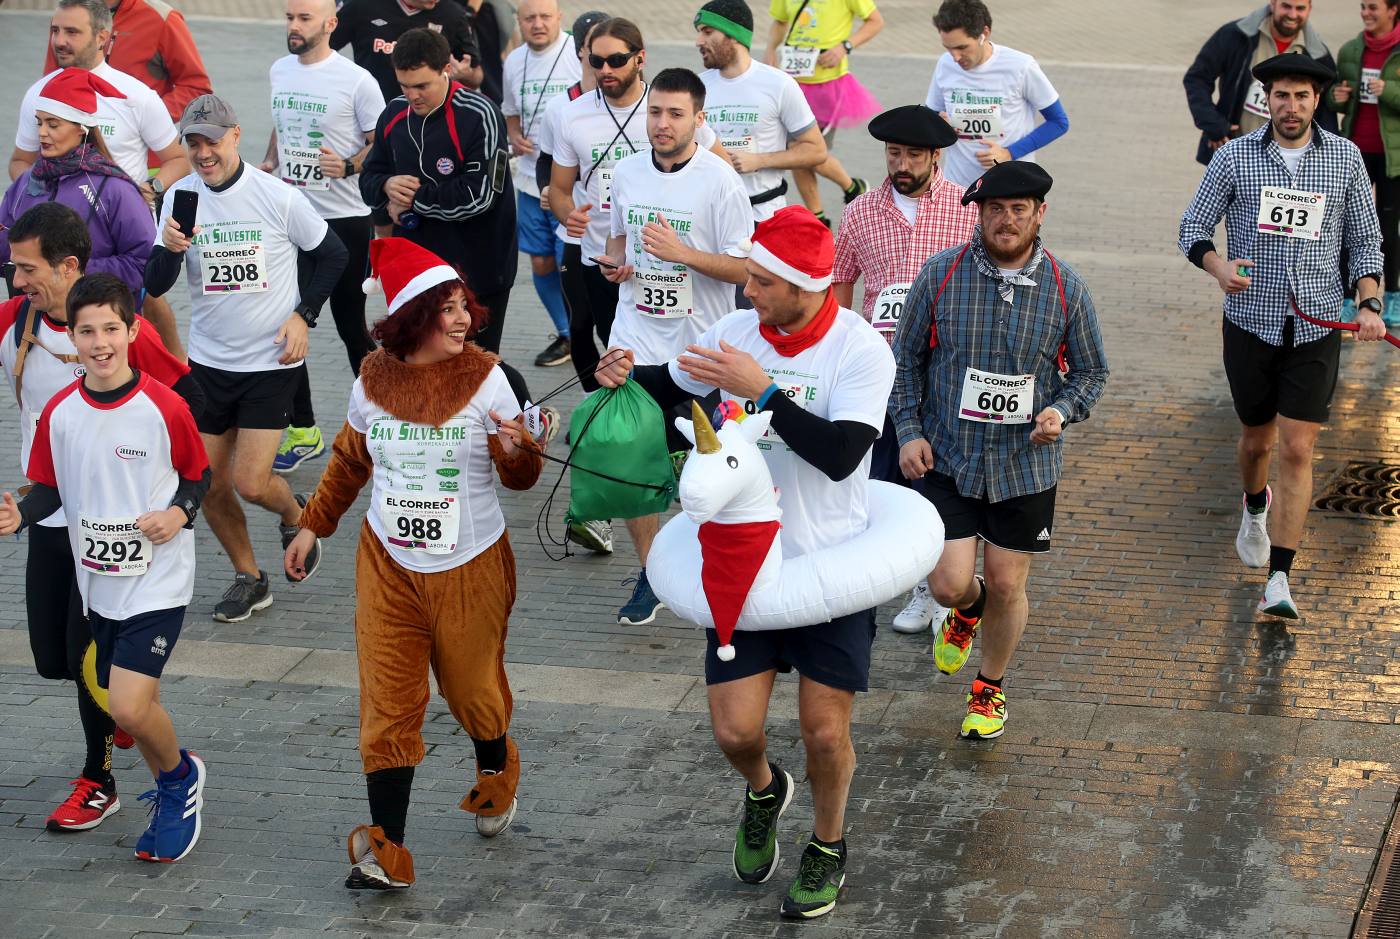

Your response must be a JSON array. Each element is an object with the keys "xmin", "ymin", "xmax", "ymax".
[
  {"xmin": 1342, "ymin": 148, "xmax": 1384, "ymax": 290},
  {"xmin": 1179, "ymin": 145, "xmax": 1235, "ymax": 267},
  {"xmin": 1049, "ymin": 276, "xmax": 1109, "ymax": 424},
  {"xmin": 890, "ymin": 261, "xmax": 938, "ymax": 446}
]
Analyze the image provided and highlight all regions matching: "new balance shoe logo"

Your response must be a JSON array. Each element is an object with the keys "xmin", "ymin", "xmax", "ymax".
[
  {"xmin": 1036, "ymin": 528, "xmax": 1051, "ymax": 541},
  {"xmin": 87, "ymin": 792, "xmax": 110, "ymax": 810}
]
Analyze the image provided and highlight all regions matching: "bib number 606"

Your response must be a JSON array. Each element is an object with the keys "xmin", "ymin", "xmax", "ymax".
[{"xmin": 977, "ymin": 391, "xmax": 1019, "ymax": 413}]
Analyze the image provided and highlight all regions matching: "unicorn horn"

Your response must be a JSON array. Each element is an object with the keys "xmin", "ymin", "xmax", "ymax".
[{"xmin": 692, "ymin": 400, "xmax": 721, "ymax": 454}]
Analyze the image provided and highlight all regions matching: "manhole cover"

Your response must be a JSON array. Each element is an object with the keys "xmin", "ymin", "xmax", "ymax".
[
  {"xmin": 1315, "ymin": 463, "xmax": 1400, "ymax": 519},
  {"xmin": 1353, "ymin": 793, "xmax": 1400, "ymax": 938}
]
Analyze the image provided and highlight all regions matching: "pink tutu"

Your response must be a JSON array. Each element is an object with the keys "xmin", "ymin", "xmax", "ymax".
[{"xmin": 800, "ymin": 73, "xmax": 882, "ymax": 132}]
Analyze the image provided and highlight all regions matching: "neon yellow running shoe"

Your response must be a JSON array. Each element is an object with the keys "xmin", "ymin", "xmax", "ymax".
[
  {"xmin": 959, "ymin": 679, "xmax": 1006, "ymax": 739},
  {"xmin": 273, "ymin": 425, "xmax": 325, "ymax": 473},
  {"xmin": 934, "ymin": 606, "xmax": 980, "ymax": 675}
]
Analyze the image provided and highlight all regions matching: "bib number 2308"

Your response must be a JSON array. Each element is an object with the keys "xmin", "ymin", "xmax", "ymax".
[
  {"xmin": 200, "ymin": 243, "xmax": 270, "ymax": 294},
  {"xmin": 79, "ymin": 516, "xmax": 151, "ymax": 576},
  {"xmin": 958, "ymin": 368, "xmax": 1034, "ymax": 424}
]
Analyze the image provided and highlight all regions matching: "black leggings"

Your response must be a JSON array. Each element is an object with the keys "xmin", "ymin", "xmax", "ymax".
[
  {"xmin": 561, "ymin": 243, "xmax": 618, "ymax": 392},
  {"xmin": 1363, "ymin": 151, "xmax": 1400, "ymax": 292},
  {"xmin": 473, "ymin": 288, "xmax": 510, "ymax": 355},
  {"xmin": 27, "ymin": 522, "xmax": 113, "ymax": 782}
]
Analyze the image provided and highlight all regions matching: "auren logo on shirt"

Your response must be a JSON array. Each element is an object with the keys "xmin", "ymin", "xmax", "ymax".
[
  {"xmin": 114, "ymin": 445, "xmax": 148, "ymax": 461},
  {"xmin": 191, "ymin": 227, "xmax": 265, "ymax": 247}
]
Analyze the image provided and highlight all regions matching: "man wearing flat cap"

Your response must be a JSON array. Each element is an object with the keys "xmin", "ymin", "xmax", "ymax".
[
  {"xmin": 891, "ymin": 160, "xmax": 1109, "ymax": 741},
  {"xmin": 832, "ymin": 104, "xmax": 976, "ymax": 633},
  {"xmin": 1180, "ymin": 51, "xmax": 1387, "ymax": 622}
]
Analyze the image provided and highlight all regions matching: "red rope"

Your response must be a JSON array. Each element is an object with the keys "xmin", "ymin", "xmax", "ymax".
[{"xmin": 1291, "ymin": 301, "xmax": 1400, "ymax": 349}]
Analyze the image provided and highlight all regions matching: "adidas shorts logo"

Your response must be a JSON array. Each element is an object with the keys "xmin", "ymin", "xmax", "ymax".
[{"xmin": 1036, "ymin": 528, "xmax": 1051, "ymax": 541}]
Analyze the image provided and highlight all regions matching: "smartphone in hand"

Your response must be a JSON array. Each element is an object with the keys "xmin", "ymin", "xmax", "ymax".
[
  {"xmin": 171, "ymin": 189, "xmax": 199, "ymax": 237},
  {"xmin": 591, "ymin": 256, "xmax": 619, "ymax": 270}
]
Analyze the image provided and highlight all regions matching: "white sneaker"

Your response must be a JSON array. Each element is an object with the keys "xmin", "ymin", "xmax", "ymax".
[
  {"xmin": 1257, "ymin": 571, "xmax": 1299, "ymax": 619},
  {"xmin": 475, "ymin": 796, "xmax": 518, "ymax": 838},
  {"xmin": 1235, "ymin": 487, "xmax": 1271, "ymax": 568},
  {"xmin": 892, "ymin": 582, "xmax": 946, "ymax": 634},
  {"xmin": 567, "ymin": 518, "xmax": 613, "ymax": 554}
]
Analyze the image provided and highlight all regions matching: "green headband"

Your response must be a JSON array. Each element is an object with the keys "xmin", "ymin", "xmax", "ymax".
[{"xmin": 695, "ymin": 9, "xmax": 753, "ymax": 48}]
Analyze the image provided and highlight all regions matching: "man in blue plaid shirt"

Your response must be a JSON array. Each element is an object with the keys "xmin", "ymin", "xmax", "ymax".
[
  {"xmin": 891, "ymin": 160, "xmax": 1108, "ymax": 741},
  {"xmin": 1179, "ymin": 52, "xmax": 1387, "ymax": 621}
]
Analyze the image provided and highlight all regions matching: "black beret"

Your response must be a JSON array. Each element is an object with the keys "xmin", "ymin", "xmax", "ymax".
[
  {"xmin": 961, "ymin": 160, "xmax": 1053, "ymax": 205},
  {"xmin": 1251, "ymin": 52, "xmax": 1336, "ymax": 86},
  {"xmin": 868, "ymin": 104, "xmax": 958, "ymax": 150}
]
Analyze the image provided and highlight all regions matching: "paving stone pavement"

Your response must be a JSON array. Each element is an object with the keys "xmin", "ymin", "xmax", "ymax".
[{"xmin": 0, "ymin": 2, "xmax": 1398, "ymax": 937}]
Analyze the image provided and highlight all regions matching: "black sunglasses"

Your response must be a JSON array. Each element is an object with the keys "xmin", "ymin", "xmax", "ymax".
[{"xmin": 588, "ymin": 50, "xmax": 639, "ymax": 69}]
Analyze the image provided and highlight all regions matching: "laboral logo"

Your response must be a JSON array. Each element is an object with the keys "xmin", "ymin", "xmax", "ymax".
[{"xmin": 114, "ymin": 445, "xmax": 148, "ymax": 461}]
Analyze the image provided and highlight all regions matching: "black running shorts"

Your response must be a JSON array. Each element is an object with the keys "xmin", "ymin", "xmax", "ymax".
[
  {"xmin": 189, "ymin": 361, "xmax": 302, "ymax": 435},
  {"xmin": 917, "ymin": 471, "xmax": 1057, "ymax": 554},
  {"xmin": 1222, "ymin": 317, "xmax": 1341, "ymax": 427},
  {"xmin": 704, "ymin": 608, "xmax": 878, "ymax": 693}
]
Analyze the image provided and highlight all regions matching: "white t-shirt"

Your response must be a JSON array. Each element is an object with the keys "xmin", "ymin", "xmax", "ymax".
[
  {"xmin": 669, "ymin": 307, "xmax": 894, "ymax": 558},
  {"xmin": 28, "ymin": 373, "xmax": 206, "ymax": 619},
  {"xmin": 156, "ymin": 165, "xmax": 329, "ymax": 372},
  {"xmin": 923, "ymin": 45, "xmax": 1059, "ymax": 188},
  {"xmin": 501, "ymin": 33, "xmax": 582, "ymax": 198},
  {"xmin": 699, "ymin": 61, "xmax": 817, "ymax": 221},
  {"xmin": 268, "ymin": 53, "xmax": 385, "ymax": 219},
  {"xmin": 552, "ymin": 86, "xmax": 717, "ymax": 264},
  {"xmin": 607, "ymin": 147, "xmax": 753, "ymax": 366},
  {"xmin": 1278, "ymin": 142, "xmax": 1307, "ymax": 176},
  {"xmin": 538, "ymin": 88, "xmax": 578, "ymax": 245},
  {"xmin": 16, "ymin": 61, "xmax": 179, "ymax": 184},
  {"xmin": 348, "ymin": 365, "xmax": 522, "ymax": 573},
  {"xmin": 891, "ymin": 188, "xmax": 919, "ymax": 225}
]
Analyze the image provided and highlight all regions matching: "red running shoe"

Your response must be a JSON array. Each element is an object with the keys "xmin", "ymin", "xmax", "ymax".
[
  {"xmin": 46, "ymin": 776, "xmax": 120, "ymax": 831},
  {"xmin": 114, "ymin": 726, "xmax": 135, "ymax": 750}
]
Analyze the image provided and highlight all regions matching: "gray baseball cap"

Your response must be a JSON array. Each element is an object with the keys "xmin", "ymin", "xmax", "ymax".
[{"xmin": 179, "ymin": 94, "xmax": 239, "ymax": 141}]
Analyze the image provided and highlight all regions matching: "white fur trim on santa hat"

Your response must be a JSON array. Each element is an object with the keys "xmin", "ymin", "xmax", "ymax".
[
  {"xmin": 387, "ymin": 264, "xmax": 459, "ymax": 315},
  {"xmin": 34, "ymin": 96, "xmax": 99, "ymax": 128},
  {"xmin": 749, "ymin": 241, "xmax": 831, "ymax": 292}
]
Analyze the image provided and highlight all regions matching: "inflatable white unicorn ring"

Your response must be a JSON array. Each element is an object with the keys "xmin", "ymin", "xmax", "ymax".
[{"xmin": 647, "ymin": 401, "xmax": 946, "ymax": 661}]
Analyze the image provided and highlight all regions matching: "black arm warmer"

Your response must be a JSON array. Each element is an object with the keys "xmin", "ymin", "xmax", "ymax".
[
  {"xmin": 172, "ymin": 467, "xmax": 212, "ymax": 526},
  {"xmin": 764, "ymin": 391, "xmax": 879, "ymax": 482},
  {"xmin": 172, "ymin": 372, "xmax": 206, "ymax": 423},
  {"xmin": 17, "ymin": 483, "xmax": 62, "ymax": 531},
  {"xmin": 535, "ymin": 151, "xmax": 553, "ymax": 192},
  {"xmin": 297, "ymin": 229, "xmax": 349, "ymax": 316},
  {"xmin": 631, "ymin": 364, "xmax": 692, "ymax": 410},
  {"xmin": 143, "ymin": 245, "xmax": 184, "ymax": 298}
]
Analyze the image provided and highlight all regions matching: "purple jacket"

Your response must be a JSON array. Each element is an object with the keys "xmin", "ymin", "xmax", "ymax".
[{"xmin": 0, "ymin": 168, "xmax": 155, "ymax": 296}]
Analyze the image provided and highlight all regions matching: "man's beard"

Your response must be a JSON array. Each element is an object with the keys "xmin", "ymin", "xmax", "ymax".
[
  {"xmin": 1272, "ymin": 116, "xmax": 1310, "ymax": 140},
  {"xmin": 601, "ymin": 71, "xmax": 640, "ymax": 99},
  {"xmin": 286, "ymin": 33, "xmax": 317, "ymax": 54},
  {"xmin": 983, "ymin": 225, "xmax": 1038, "ymax": 265},
  {"xmin": 891, "ymin": 170, "xmax": 930, "ymax": 195},
  {"xmin": 652, "ymin": 133, "xmax": 695, "ymax": 160},
  {"xmin": 702, "ymin": 44, "xmax": 735, "ymax": 71},
  {"xmin": 1272, "ymin": 13, "xmax": 1302, "ymax": 38}
]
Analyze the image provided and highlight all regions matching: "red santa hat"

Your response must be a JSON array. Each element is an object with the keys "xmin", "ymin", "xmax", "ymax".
[
  {"xmin": 34, "ymin": 69, "xmax": 126, "ymax": 128},
  {"xmin": 362, "ymin": 237, "xmax": 461, "ymax": 315},
  {"xmin": 745, "ymin": 205, "xmax": 834, "ymax": 292}
]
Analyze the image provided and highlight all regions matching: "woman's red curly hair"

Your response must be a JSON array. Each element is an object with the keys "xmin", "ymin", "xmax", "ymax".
[{"xmin": 371, "ymin": 273, "xmax": 490, "ymax": 359}]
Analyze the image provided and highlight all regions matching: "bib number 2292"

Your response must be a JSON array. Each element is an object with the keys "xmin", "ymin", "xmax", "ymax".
[{"xmin": 79, "ymin": 517, "xmax": 151, "ymax": 576}]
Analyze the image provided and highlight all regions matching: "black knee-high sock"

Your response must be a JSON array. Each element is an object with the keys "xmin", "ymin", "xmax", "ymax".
[
  {"xmin": 366, "ymin": 766, "xmax": 414, "ymax": 845},
  {"xmin": 472, "ymin": 735, "xmax": 507, "ymax": 773},
  {"xmin": 77, "ymin": 682, "xmax": 114, "ymax": 785}
]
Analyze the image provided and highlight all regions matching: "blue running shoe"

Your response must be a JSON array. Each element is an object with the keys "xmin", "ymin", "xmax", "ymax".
[
  {"xmin": 1385, "ymin": 292, "xmax": 1400, "ymax": 328},
  {"xmin": 273, "ymin": 426, "xmax": 325, "ymax": 474},
  {"xmin": 135, "ymin": 789, "xmax": 158, "ymax": 860},
  {"xmin": 618, "ymin": 570, "xmax": 664, "ymax": 625},
  {"xmin": 145, "ymin": 750, "xmax": 206, "ymax": 862}
]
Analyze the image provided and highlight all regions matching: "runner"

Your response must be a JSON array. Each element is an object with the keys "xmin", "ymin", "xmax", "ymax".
[
  {"xmin": 1185, "ymin": 0, "xmax": 1337, "ymax": 166},
  {"xmin": 694, "ymin": 0, "xmax": 826, "ymax": 223},
  {"xmin": 831, "ymin": 103, "xmax": 975, "ymax": 633},
  {"xmin": 502, "ymin": 0, "xmax": 582, "ymax": 369},
  {"xmin": 144, "ymin": 93, "xmax": 349, "ymax": 623},
  {"xmin": 1179, "ymin": 52, "xmax": 1387, "ymax": 619},
  {"xmin": 1327, "ymin": 0, "xmax": 1400, "ymax": 325},
  {"xmin": 11, "ymin": 0, "xmax": 192, "ymax": 360},
  {"xmin": 331, "ymin": 0, "xmax": 486, "ymax": 105},
  {"xmin": 0, "ymin": 273, "xmax": 209, "ymax": 863},
  {"xmin": 261, "ymin": 0, "xmax": 387, "ymax": 474},
  {"xmin": 924, "ymin": 0, "xmax": 1069, "ymax": 190},
  {"xmin": 763, "ymin": 0, "xmax": 881, "ymax": 226},
  {"xmin": 595, "ymin": 206, "xmax": 894, "ymax": 920},
  {"xmin": 597, "ymin": 66, "xmax": 753, "ymax": 625},
  {"xmin": 283, "ymin": 237, "xmax": 542, "ymax": 889},
  {"xmin": 893, "ymin": 161, "xmax": 1109, "ymax": 740},
  {"xmin": 1, "ymin": 205, "xmax": 194, "ymax": 834}
]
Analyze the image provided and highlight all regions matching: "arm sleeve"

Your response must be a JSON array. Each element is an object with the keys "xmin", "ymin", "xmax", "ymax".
[
  {"xmin": 485, "ymin": 367, "xmax": 542, "ymax": 490},
  {"xmin": 163, "ymin": 393, "xmax": 209, "ymax": 481},
  {"xmin": 633, "ymin": 364, "xmax": 695, "ymax": 410},
  {"xmin": 552, "ymin": 110, "xmax": 581, "ymax": 168},
  {"xmin": 924, "ymin": 65, "xmax": 943, "ymax": 112},
  {"xmin": 134, "ymin": 86, "xmax": 179, "ymax": 153},
  {"xmin": 779, "ymin": 75, "xmax": 818, "ymax": 134},
  {"xmin": 171, "ymin": 468, "xmax": 212, "ymax": 518},
  {"xmin": 16, "ymin": 483, "xmax": 62, "ymax": 531},
  {"xmin": 1006, "ymin": 99, "xmax": 1069, "ymax": 160},
  {"xmin": 413, "ymin": 97, "xmax": 506, "ymax": 220},
  {"xmin": 535, "ymin": 151, "xmax": 553, "ymax": 191},
  {"xmin": 831, "ymin": 206, "xmax": 861, "ymax": 284},
  {"xmin": 26, "ymin": 402, "xmax": 59, "ymax": 487},
  {"xmin": 891, "ymin": 262, "xmax": 937, "ymax": 445},
  {"xmin": 142, "ymin": 246, "xmax": 185, "ymax": 300},
  {"xmin": 1048, "ymin": 278, "xmax": 1110, "ymax": 424},
  {"xmin": 14, "ymin": 83, "xmax": 41, "ymax": 153},
  {"xmin": 715, "ymin": 178, "xmax": 756, "ymax": 257},
  {"xmin": 296, "ymin": 228, "xmax": 349, "ymax": 315},
  {"xmin": 1183, "ymin": 27, "xmax": 1235, "ymax": 140},
  {"xmin": 765, "ymin": 394, "xmax": 880, "ymax": 481},
  {"xmin": 296, "ymin": 421, "xmax": 375, "ymax": 538},
  {"xmin": 1344, "ymin": 149, "xmax": 1386, "ymax": 288},
  {"xmin": 1178, "ymin": 145, "xmax": 1235, "ymax": 264},
  {"xmin": 359, "ymin": 114, "xmax": 394, "ymax": 210},
  {"xmin": 156, "ymin": 13, "xmax": 214, "ymax": 118},
  {"xmin": 501, "ymin": 54, "xmax": 522, "ymax": 117}
]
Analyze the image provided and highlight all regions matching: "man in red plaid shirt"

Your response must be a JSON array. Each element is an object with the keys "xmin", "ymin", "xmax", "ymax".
[{"xmin": 833, "ymin": 103, "xmax": 975, "ymax": 634}]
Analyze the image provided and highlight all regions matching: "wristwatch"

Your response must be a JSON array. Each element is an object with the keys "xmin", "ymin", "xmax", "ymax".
[
  {"xmin": 295, "ymin": 303, "xmax": 319, "ymax": 328},
  {"xmin": 1360, "ymin": 296, "xmax": 1383, "ymax": 315},
  {"xmin": 149, "ymin": 176, "xmax": 165, "ymax": 195},
  {"xmin": 842, "ymin": 40, "xmax": 853, "ymax": 54},
  {"xmin": 172, "ymin": 498, "xmax": 197, "ymax": 528},
  {"xmin": 343, "ymin": 158, "xmax": 356, "ymax": 178}
]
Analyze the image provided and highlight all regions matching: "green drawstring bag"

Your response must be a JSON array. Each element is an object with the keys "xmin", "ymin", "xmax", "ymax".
[{"xmin": 565, "ymin": 383, "xmax": 676, "ymax": 523}]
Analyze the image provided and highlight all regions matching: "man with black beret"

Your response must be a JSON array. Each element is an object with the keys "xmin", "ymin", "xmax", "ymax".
[
  {"xmin": 832, "ymin": 104, "xmax": 976, "ymax": 633},
  {"xmin": 1180, "ymin": 51, "xmax": 1387, "ymax": 621},
  {"xmin": 892, "ymin": 159, "xmax": 1109, "ymax": 740}
]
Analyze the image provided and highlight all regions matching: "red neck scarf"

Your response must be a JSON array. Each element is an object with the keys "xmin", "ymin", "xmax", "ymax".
[
  {"xmin": 759, "ymin": 289, "xmax": 839, "ymax": 357},
  {"xmin": 1365, "ymin": 22, "xmax": 1400, "ymax": 53}
]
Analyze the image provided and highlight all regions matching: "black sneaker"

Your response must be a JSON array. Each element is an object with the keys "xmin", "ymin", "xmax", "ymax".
[
  {"xmin": 733, "ymin": 763, "xmax": 794, "ymax": 884},
  {"xmin": 842, "ymin": 178, "xmax": 868, "ymax": 204},
  {"xmin": 780, "ymin": 839, "xmax": 847, "ymax": 919},
  {"xmin": 534, "ymin": 334, "xmax": 571, "ymax": 367},
  {"xmin": 280, "ymin": 493, "xmax": 322, "ymax": 584},
  {"xmin": 213, "ymin": 571, "xmax": 272, "ymax": 622}
]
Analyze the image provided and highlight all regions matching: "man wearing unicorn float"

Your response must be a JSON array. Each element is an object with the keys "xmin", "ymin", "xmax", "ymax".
[{"xmin": 596, "ymin": 205, "xmax": 894, "ymax": 920}]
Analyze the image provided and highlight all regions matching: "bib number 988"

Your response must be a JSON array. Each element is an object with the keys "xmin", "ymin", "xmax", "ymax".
[{"xmin": 394, "ymin": 516, "xmax": 442, "ymax": 542}]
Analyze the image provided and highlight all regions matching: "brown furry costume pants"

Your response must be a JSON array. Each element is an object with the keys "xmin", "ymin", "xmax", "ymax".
[{"xmin": 354, "ymin": 523, "xmax": 516, "ymax": 774}]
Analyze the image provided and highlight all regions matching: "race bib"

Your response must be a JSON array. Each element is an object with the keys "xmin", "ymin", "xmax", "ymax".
[
  {"xmin": 949, "ymin": 101, "xmax": 1004, "ymax": 141},
  {"xmin": 958, "ymin": 368, "xmax": 1034, "ymax": 424},
  {"xmin": 279, "ymin": 145, "xmax": 329, "ymax": 190},
  {"xmin": 377, "ymin": 491, "xmax": 460, "ymax": 555},
  {"xmin": 733, "ymin": 381, "xmax": 814, "ymax": 448},
  {"xmin": 633, "ymin": 268, "xmax": 693, "ymax": 318},
  {"xmin": 1362, "ymin": 67, "xmax": 1381, "ymax": 105},
  {"xmin": 598, "ymin": 167, "xmax": 613, "ymax": 211},
  {"xmin": 778, "ymin": 45, "xmax": 818, "ymax": 78},
  {"xmin": 870, "ymin": 282, "xmax": 910, "ymax": 339},
  {"xmin": 1256, "ymin": 186, "xmax": 1325, "ymax": 240},
  {"xmin": 199, "ymin": 243, "xmax": 269, "ymax": 294},
  {"xmin": 1244, "ymin": 79, "xmax": 1270, "ymax": 118},
  {"xmin": 79, "ymin": 516, "xmax": 151, "ymax": 576},
  {"xmin": 721, "ymin": 134, "xmax": 755, "ymax": 153}
]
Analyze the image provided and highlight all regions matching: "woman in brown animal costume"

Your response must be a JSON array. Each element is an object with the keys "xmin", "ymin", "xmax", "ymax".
[{"xmin": 284, "ymin": 238, "xmax": 542, "ymax": 890}]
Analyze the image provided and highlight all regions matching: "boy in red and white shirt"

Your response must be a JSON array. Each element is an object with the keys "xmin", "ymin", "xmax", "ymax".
[{"xmin": 0, "ymin": 275, "xmax": 212, "ymax": 864}]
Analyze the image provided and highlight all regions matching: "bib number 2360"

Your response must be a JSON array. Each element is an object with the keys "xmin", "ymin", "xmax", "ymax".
[{"xmin": 79, "ymin": 516, "xmax": 151, "ymax": 576}]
